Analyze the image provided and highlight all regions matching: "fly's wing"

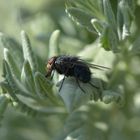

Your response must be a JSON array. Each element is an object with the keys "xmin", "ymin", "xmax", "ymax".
[
  {"xmin": 81, "ymin": 60, "xmax": 110, "ymax": 70},
  {"xmin": 61, "ymin": 59, "xmax": 110, "ymax": 70}
]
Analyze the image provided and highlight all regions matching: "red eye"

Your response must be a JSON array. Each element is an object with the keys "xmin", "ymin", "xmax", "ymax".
[
  {"xmin": 48, "ymin": 58, "xmax": 54, "ymax": 65},
  {"xmin": 46, "ymin": 56, "xmax": 57, "ymax": 77},
  {"xmin": 48, "ymin": 56, "xmax": 57, "ymax": 65}
]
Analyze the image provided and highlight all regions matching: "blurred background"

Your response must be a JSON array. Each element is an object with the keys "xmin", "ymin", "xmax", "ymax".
[{"xmin": 0, "ymin": 0, "xmax": 140, "ymax": 140}]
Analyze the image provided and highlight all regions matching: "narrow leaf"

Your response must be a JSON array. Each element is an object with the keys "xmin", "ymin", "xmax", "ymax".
[
  {"xmin": 1, "ymin": 62, "xmax": 41, "ymax": 116},
  {"xmin": 117, "ymin": 0, "xmax": 134, "ymax": 40},
  {"xmin": 103, "ymin": 0, "xmax": 116, "ymax": 29},
  {"xmin": 66, "ymin": 0, "xmax": 105, "ymax": 20},
  {"xmin": 0, "ymin": 33, "xmax": 24, "ymax": 68},
  {"xmin": 4, "ymin": 48, "xmax": 21, "ymax": 80},
  {"xmin": 21, "ymin": 60, "xmax": 36, "ymax": 94},
  {"xmin": 48, "ymin": 30, "xmax": 60, "ymax": 58},
  {"xmin": 91, "ymin": 19, "xmax": 104, "ymax": 35},
  {"xmin": 100, "ymin": 24, "xmax": 119, "ymax": 52},
  {"xmin": 21, "ymin": 30, "xmax": 38, "ymax": 73},
  {"xmin": 0, "ymin": 95, "xmax": 9, "ymax": 122},
  {"xmin": 66, "ymin": 8, "xmax": 96, "ymax": 33},
  {"xmin": 1, "ymin": 82, "xmax": 38, "ymax": 116},
  {"xmin": 34, "ymin": 72, "xmax": 58, "ymax": 105},
  {"xmin": 3, "ymin": 60, "xmax": 35, "ymax": 99}
]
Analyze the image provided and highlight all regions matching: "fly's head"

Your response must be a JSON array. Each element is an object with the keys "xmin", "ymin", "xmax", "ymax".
[{"xmin": 45, "ymin": 56, "xmax": 57, "ymax": 77}]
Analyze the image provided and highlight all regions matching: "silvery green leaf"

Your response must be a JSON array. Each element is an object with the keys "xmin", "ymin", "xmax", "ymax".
[
  {"xmin": 1, "ymin": 80, "xmax": 63, "ymax": 116},
  {"xmin": 103, "ymin": 0, "xmax": 116, "ymax": 29},
  {"xmin": 102, "ymin": 90, "xmax": 124, "ymax": 106},
  {"xmin": 117, "ymin": 0, "xmax": 134, "ymax": 40},
  {"xmin": 66, "ymin": 0, "xmax": 120, "ymax": 52},
  {"xmin": 57, "ymin": 77, "xmax": 101, "ymax": 112},
  {"xmin": 91, "ymin": 19, "xmax": 105, "ymax": 35},
  {"xmin": 100, "ymin": 24, "xmax": 119, "ymax": 52},
  {"xmin": 66, "ymin": 0, "xmax": 105, "ymax": 20},
  {"xmin": 21, "ymin": 60, "xmax": 36, "ymax": 94},
  {"xmin": 0, "ymin": 94, "xmax": 9, "ymax": 123},
  {"xmin": 21, "ymin": 30, "xmax": 38, "ymax": 73},
  {"xmin": 66, "ymin": 8, "xmax": 96, "ymax": 33},
  {"xmin": 34, "ymin": 72, "xmax": 58, "ymax": 105},
  {"xmin": 65, "ymin": 0, "xmax": 107, "ymax": 34},
  {"xmin": 48, "ymin": 30, "xmax": 60, "ymax": 58},
  {"xmin": 3, "ymin": 60, "xmax": 35, "ymax": 99},
  {"xmin": 0, "ymin": 95, "xmax": 9, "ymax": 115},
  {"xmin": 2, "ymin": 59, "xmax": 7, "ymax": 78},
  {"xmin": 0, "ymin": 33, "xmax": 24, "ymax": 68},
  {"xmin": 2, "ymin": 61, "xmax": 42, "ymax": 116},
  {"xmin": 0, "ymin": 80, "xmax": 7, "ymax": 94},
  {"xmin": 1, "ymin": 82, "xmax": 39, "ymax": 116},
  {"xmin": 4, "ymin": 48, "xmax": 21, "ymax": 80}
]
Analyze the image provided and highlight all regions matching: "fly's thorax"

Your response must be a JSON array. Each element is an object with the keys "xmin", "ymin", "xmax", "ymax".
[{"xmin": 54, "ymin": 56, "xmax": 76, "ymax": 76}]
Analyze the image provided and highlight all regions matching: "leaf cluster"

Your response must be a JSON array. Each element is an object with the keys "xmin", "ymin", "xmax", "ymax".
[
  {"xmin": 66, "ymin": 0, "xmax": 135, "ymax": 51},
  {"xmin": 0, "ymin": 31, "xmax": 66, "ymax": 120},
  {"xmin": 0, "ymin": 0, "xmax": 140, "ymax": 140}
]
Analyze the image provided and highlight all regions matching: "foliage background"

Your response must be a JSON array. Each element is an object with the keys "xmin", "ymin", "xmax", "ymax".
[{"xmin": 0, "ymin": 0, "xmax": 140, "ymax": 140}]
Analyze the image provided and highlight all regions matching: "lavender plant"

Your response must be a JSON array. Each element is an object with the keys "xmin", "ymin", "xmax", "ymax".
[{"xmin": 0, "ymin": 0, "xmax": 140, "ymax": 140}]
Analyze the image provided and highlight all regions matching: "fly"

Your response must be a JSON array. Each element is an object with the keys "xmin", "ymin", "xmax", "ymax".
[{"xmin": 45, "ymin": 55, "xmax": 110, "ymax": 93}]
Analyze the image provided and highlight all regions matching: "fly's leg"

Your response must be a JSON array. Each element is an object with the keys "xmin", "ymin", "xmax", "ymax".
[
  {"xmin": 59, "ymin": 76, "xmax": 66, "ymax": 92},
  {"xmin": 76, "ymin": 78, "xmax": 86, "ymax": 93},
  {"xmin": 89, "ymin": 82, "xmax": 99, "ymax": 89},
  {"xmin": 59, "ymin": 67, "xmax": 70, "ymax": 92},
  {"xmin": 89, "ymin": 81, "xmax": 100, "ymax": 100}
]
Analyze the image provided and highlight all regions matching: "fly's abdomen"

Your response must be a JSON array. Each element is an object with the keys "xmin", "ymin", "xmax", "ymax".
[{"xmin": 74, "ymin": 65, "xmax": 91, "ymax": 83}]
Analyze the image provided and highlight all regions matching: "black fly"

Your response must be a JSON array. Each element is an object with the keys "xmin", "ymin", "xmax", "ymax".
[{"xmin": 45, "ymin": 55, "xmax": 109, "ymax": 93}]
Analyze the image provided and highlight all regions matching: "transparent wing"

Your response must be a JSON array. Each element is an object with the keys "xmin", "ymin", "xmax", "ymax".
[
  {"xmin": 79, "ymin": 59, "xmax": 110, "ymax": 70},
  {"xmin": 61, "ymin": 59, "xmax": 110, "ymax": 70}
]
